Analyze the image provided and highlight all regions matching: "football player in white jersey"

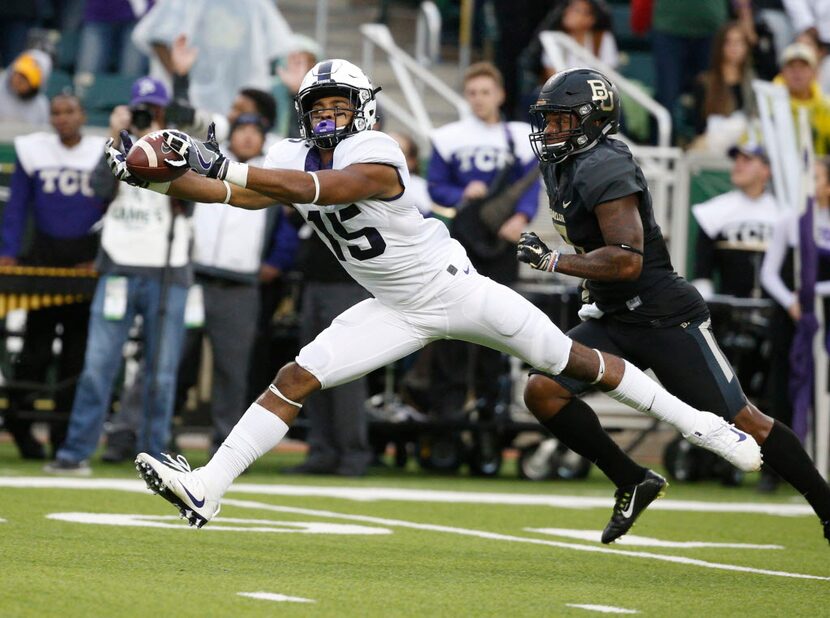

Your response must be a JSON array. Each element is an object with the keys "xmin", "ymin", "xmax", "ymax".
[{"xmin": 104, "ymin": 59, "xmax": 760, "ymax": 537}]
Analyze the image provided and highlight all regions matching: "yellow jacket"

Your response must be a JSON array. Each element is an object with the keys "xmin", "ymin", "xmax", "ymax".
[{"xmin": 773, "ymin": 76, "xmax": 830, "ymax": 155}]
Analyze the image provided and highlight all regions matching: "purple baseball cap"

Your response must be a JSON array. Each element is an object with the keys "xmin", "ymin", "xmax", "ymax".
[{"xmin": 130, "ymin": 76, "xmax": 170, "ymax": 107}]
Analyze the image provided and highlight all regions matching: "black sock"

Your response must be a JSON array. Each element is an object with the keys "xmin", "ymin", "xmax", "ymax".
[
  {"xmin": 541, "ymin": 397, "xmax": 647, "ymax": 488},
  {"xmin": 762, "ymin": 420, "xmax": 830, "ymax": 522}
]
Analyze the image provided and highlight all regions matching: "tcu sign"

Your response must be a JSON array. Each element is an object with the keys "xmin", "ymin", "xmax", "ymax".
[{"xmin": 39, "ymin": 169, "xmax": 94, "ymax": 197}]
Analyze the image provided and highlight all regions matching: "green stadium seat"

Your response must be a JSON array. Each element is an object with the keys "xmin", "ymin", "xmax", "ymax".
[
  {"xmin": 619, "ymin": 51, "xmax": 655, "ymax": 90},
  {"xmin": 56, "ymin": 31, "xmax": 80, "ymax": 72},
  {"xmin": 80, "ymin": 74, "xmax": 134, "ymax": 112},
  {"xmin": 45, "ymin": 69, "xmax": 73, "ymax": 99}
]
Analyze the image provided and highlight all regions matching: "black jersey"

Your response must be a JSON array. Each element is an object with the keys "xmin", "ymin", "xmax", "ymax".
[{"xmin": 541, "ymin": 138, "xmax": 706, "ymax": 326}]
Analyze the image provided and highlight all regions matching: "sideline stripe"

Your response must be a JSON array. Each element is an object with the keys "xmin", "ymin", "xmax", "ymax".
[
  {"xmin": 238, "ymin": 592, "xmax": 315, "ymax": 604},
  {"xmin": 0, "ymin": 477, "xmax": 814, "ymax": 517},
  {"xmin": 566, "ymin": 604, "xmax": 638, "ymax": 614},
  {"xmin": 221, "ymin": 498, "xmax": 830, "ymax": 582}
]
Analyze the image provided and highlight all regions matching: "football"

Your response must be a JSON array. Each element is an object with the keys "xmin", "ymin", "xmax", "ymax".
[{"xmin": 125, "ymin": 130, "xmax": 189, "ymax": 183}]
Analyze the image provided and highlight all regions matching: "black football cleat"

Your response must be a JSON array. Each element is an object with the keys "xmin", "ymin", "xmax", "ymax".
[
  {"xmin": 601, "ymin": 469, "xmax": 668, "ymax": 544},
  {"xmin": 823, "ymin": 520, "xmax": 830, "ymax": 546}
]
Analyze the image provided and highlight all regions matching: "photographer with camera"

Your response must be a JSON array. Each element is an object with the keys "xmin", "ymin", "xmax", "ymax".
[{"xmin": 45, "ymin": 77, "xmax": 193, "ymax": 475}]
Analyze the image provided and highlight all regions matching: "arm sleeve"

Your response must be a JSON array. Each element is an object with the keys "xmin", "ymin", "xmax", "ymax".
[
  {"xmin": 513, "ymin": 159, "xmax": 541, "ymax": 220},
  {"xmin": 760, "ymin": 214, "xmax": 796, "ymax": 308},
  {"xmin": 426, "ymin": 146, "xmax": 464, "ymax": 207},
  {"xmin": 572, "ymin": 151, "xmax": 641, "ymax": 211},
  {"xmin": 1, "ymin": 161, "xmax": 34, "ymax": 257}
]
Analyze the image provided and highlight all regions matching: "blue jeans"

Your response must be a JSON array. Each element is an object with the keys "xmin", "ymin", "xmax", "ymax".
[
  {"xmin": 57, "ymin": 275, "xmax": 188, "ymax": 463},
  {"xmin": 76, "ymin": 20, "xmax": 147, "ymax": 76},
  {"xmin": 652, "ymin": 31, "xmax": 713, "ymax": 120}
]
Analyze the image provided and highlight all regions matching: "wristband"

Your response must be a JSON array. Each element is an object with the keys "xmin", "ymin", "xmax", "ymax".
[
  {"xmin": 224, "ymin": 161, "xmax": 249, "ymax": 188},
  {"xmin": 147, "ymin": 181, "xmax": 171, "ymax": 194},
  {"xmin": 549, "ymin": 250, "xmax": 560, "ymax": 272},
  {"xmin": 308, "ymin": 171, "xmax": 320, "ymax": 204},
  {"xmin": 222, "ymin": 180, "xmax": 232, "ymax": 204}
]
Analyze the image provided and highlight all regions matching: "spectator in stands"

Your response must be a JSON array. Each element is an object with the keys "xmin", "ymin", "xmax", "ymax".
[
  {"xmin": 652, "ymin": 0, "xmax": 728, "ymax": 128},
  {"xmin": 131, "ymin": 0, "xmax": 293, "ymax": 116},
  {"xmin": 689, "ymin": 22, "xmax": 758, "ymax": 154},
  {"xmin": 730, "ymin": 0, "xmax": 780, "ymax": 81},
  {"xmin": 44, "ymin": 77, "xmax": 191, "ymax": 475},
  {"xmin": 492, "ymin": 0, "xmax": 554, "ymax": 119},
  {"xmin": 0, "ymin": 93, "xmax": 106, "ymax": 460},
  {"xmin": 793, "ymin": 27, "xmax": 830, "ymax": 96},
  {"xmin": 783, "ymin": 0, "xmax": 830, "ymax": 51},
  {"xmin": 760, "ymin": 155, "xmax": 830, "ymax": 491},
  {"xmin": 691, "ymin": 143, "xmax": 779, "ymax": 301},
  {"xmin": 74, "ymin": 0, "xmax": 153, "ymax": 85},
  {"xmin": 539, "ymin": 0, "xmax": 618, "ymax": 80},
  {"xmin": 162, "ymin": 34, "xmax": 278, "ymax": 147},
  {"xmin": 184, "ymin": 114, "xmax": 298, "ymax": 456},
  {"xmin": 0, "ymin": 50, "xmax": 51, "ymax": 126},
  {"xmin": 388, "ymin": 131, "xmax": 432, "ymax": 216},
  {"xmin": 426, "ymin": 62, "xmax": 539, "ymax": 420},
  {"xmin": 774, "ymin": 41, "xmax": 830, "ymax": 155},
  {"xmin": 692, "ymin": 141, "xmax": 781, "ymax": 486},
  {"xmin": 274, "ymin": 34, "xmax": 321, "ymax": 139}
]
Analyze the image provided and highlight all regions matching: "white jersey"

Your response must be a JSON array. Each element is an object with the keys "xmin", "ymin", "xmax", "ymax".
[{"xmin": 263, "ymin": 131, "xmax": 466, "ymax": 307}]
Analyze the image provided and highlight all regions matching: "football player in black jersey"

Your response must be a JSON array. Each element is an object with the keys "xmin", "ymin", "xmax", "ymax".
[{"xmin": 517, "ymin": 67, "xmax": 830, "ymax": 545}]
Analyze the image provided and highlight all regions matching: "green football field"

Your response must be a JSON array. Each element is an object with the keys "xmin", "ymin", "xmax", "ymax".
[{"xmin": 1, "ymin": 443, "xmax": 828, "ymax": 617}]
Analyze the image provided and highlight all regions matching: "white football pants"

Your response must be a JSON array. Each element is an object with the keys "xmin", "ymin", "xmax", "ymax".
[{"xmin": 296, "ymin": 266, "xmax": 573, "ymax": 389}]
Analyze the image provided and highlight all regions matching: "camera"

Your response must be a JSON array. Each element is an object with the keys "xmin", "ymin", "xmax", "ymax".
[{"xmin": 129, "ymin": 103, "xmax": 154, "ymax": 130}]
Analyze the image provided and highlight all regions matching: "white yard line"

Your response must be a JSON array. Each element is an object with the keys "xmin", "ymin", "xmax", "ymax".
[
  {"xmin": 526, "ymin": 528, "xmax": 784, "ymax": 550},
  {"xmin": 566, "ymin": 604, "xmax": 639, "ymax": 614},
  {"xmin": 220, "ymin": 498, "xmax": 830, "ymax": 582},
  {"xmin": 0, "ymin": 477, "xmax": 814, "ymax": 516},
  {"xmin": 237, "ymin": 592, "xmax": 315, "ymax": 604}
]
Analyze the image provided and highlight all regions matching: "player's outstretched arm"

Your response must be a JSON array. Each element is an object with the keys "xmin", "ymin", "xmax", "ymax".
[
  {"xmin": 104, "ymin": 131, "xmax": 276, "ymax": 209},
  {"xmin": 518, "ymin": 194, "xmax": 644, "ymax": 282},
  {"xmin": 162, "ymin": 127, "xmax": 402, "ymax": 206}
]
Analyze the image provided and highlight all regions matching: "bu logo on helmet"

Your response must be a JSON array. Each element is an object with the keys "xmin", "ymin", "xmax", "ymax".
[{"xmin": 587, "ymin": 79, "xmax": 614, "ymax": 112}]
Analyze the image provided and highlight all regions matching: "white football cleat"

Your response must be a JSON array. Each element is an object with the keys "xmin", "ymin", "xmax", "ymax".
[
  {"xmin": 135, "ymin": 453, "xmax": 220, "ymax": 528},
  {"xmin": 684, "ymin": 412, "xmax": 762, "ymax": 472}
]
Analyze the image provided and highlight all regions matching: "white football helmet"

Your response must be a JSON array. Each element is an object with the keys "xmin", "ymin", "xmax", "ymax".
[{"xmin": 294, "ymin": 59, "xmax": 380, "ymax": 149}]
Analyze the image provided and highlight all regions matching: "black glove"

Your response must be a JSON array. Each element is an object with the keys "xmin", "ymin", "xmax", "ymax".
[
  {"xmin": 163, "ymin": 122, "xmax": 229, "ymax": 179},
  {"xmin": 104, "ymin": 131, "xmax": 149, "ymax": 188},
  {"xmin": 517, "ymin": 231, "xmax": 559, "ymax": 272},
  {"xmin": 165, "ymin": 99, "xmax": 196, "ymax": 127}
]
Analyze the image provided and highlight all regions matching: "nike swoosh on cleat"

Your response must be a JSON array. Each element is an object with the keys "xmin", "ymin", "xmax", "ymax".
[
  {"xmin": 463, "ymin": 266, "xmax": 470, "ymax": 274},
  {"xmin": 729, "ymin": 428, "xmax": 747, "ymax": 442},
  {"xmin": 181, "ymin": 484, "xmax": 206, "ymax": 508},
  {"xmin": 620, "ymin": 487, "xmax": 637, "ymax": 519}
]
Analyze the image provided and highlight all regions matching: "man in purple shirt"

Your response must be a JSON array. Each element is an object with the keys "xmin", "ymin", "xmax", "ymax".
[{"xmin": 0, "ymin": 93, "xmax": 107, "ymax": 459}]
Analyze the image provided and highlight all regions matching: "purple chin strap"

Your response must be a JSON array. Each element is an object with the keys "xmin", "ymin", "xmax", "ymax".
[{"xmin": 313, "ymin": 119, "xmax": 336, "ymax": 135}]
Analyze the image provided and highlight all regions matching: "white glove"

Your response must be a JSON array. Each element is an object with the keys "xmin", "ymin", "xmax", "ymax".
[
  {"xmin": 104, "ymin": 132, "xmax": 148, "ymax": 187},
  {"xmin": 578, "ymin": 302, "xmax": 605, "ymax": 321}
]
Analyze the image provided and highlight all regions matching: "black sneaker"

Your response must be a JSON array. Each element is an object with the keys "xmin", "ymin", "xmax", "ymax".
[{"xmin": 601, "ymin": 469, "xmax": 668, "ymax": 544}]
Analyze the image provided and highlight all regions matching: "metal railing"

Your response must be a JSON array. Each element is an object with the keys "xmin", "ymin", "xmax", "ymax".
[
  {"xmin": 315, "ymin": 0, "xmax": 330, "ymax": 57},
  {"xmin": 361, "ymin": 23, "xmax": 469, "ymax": 154},
  {"xmin": 415, "ymin": 1, "xmax": 441, "ymax": 68}
]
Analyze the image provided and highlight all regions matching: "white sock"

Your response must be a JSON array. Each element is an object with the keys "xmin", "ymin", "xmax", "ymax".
[
  {"xmin": 199, "ymin": 403, "xmax": 289, "ymax": 496},
  {"xmin": 606, "ymin": 360, "xmax": 699, "ymax": 435}
]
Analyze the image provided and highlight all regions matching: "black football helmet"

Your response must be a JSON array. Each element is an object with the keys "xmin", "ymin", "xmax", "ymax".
[{"xmin": 529, "ymin": 68, "xmax": 621, "ymax": 163}]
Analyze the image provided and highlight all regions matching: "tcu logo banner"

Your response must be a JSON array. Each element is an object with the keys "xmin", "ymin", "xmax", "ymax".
[{"xmin": 587, "ymin": 79, "xmax": 614, "ymax": 111}]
